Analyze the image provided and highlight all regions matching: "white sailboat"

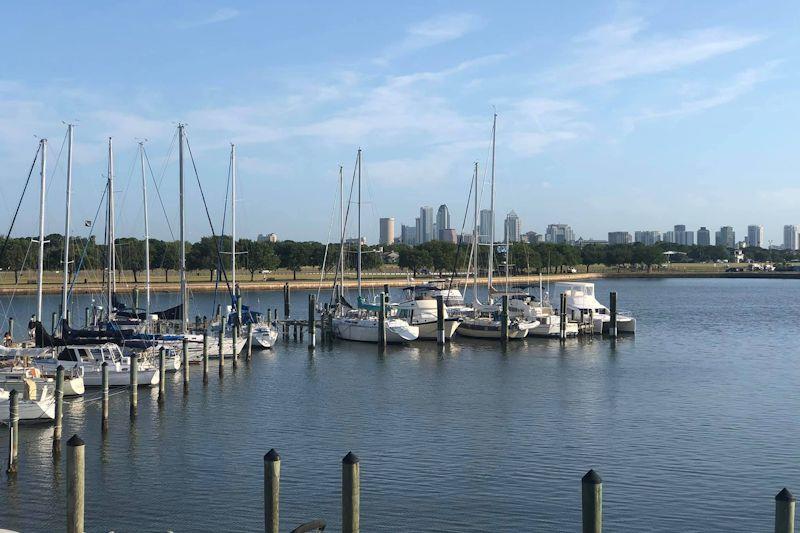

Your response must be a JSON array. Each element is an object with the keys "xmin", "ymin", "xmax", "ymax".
[
  {"xmin": 0, "ymin": 387, "xmax": 55, "ymax": 424},
  {"xmin": 332, "ymin": 149, "xmax": 419, "ymax": 343},
  {"xmin": 35, "ymin": 344, "xmax": 159, "ymax": 387}
]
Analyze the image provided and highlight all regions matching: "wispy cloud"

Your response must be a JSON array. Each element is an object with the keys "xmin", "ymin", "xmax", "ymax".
[
  {"xmin": 376, "ymin": 13, "xmax": 482, "ymax": 64},
  {"xmin": 552, "ymin": 17, "xmax": 763, "ymax": 86},
  {"xmin": 179, "ymin": 8, "xmax": 239, "ymax": 29},
  {"xmin": 503, "ymin": 98, "xmax": 589, "ymax": 156}
]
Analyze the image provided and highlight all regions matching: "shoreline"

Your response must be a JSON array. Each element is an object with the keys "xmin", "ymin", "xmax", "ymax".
[{"xmin": 1, "ymin": 270, "xmax": 798, "ymax": 295}]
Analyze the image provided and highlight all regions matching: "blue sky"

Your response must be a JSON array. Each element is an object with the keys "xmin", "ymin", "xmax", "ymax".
[{"xmin": 1, "ymin": 1, "xmax": 798, "ymax": 244}]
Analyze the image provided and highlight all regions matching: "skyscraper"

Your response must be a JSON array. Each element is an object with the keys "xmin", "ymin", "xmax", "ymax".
[
  {"xmin": 674, "ymin": 225, "xmax": 694, "ymax": 246},
  {"xmin": 697, "ymin": 227, "xmax": 711, "ymax": 246},
  {"xmin": 545, "ymin": 224, "xmax": 574, "ymax": 244},
  {"xmin": 783, "ymin": 225, "xmax": 799, "ymax": 251},
  {"xmin": 504, "ymin": 211, "xmax": 521, "ymax": 242},
  {"xmin": 419, "ymin": 206, "xmax": 434, "ymax": 243},
  {"xmin": 479, "ymin": 209, "xmax": 493, "ymax": 244},
  {"xmin": 436, "ymin": 205, "xmax": 450, "ymax": 239},
  {"xmin": 401, "ymin": 224, "xmax": 417, "ymax": 245},
  {"xmin": 415, "ymin": 217, "xmax": 421, "ymax": 245},
  {"xmin": 379, "ymin": 217, "xmax": 395, "ymax": 245},
  {"xmin": 747, "ymin": 225, "xmax": 765, "ymax": 248},
  {"xmin": 608, "ymin": 231, "xmax": 633, "ymax": 245},
  {"xmin": 715, "ymin": 226, "xmax": 735, "ymax": 248},
  {"xmin": 634, "ymin": 230, "xmax": 661, "ymax": 245}
]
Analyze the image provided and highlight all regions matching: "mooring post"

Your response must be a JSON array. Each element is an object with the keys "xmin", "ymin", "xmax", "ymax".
[
  {"xmin": 158, "ymin": 348, "xmax": 166, "ymax": 405},
  {"xmin": 233, "ymin": 323, "xmax": 240, "ymax": 368},
  {"xmin": 342, "ymin": 451, "xmax": 360, "ymax": 533},
  {"xmin": 246, "ymin": 323, "xmax": 253, "ymax": 361},
  {"xmin": 129, "ymin": 352, "xmax": 138, "ymax": 418},
  {"xmin": 66, "ymin": 434, "xmax": 85, "ymax": 533},
  {"xmin": 53, "ymin": 365, "xmax": 64, "ymax": 453},
  {"xmin": 51, "ymin": 311, "xmax": 57, "ymax": 335},
  {"xmin": 609, "ymin": 292, "xmax": 617, "ymax": 338},
  {"xmin": 202, "ymin": 331, "xmax": 209, "ymax": 383},
  {"xmin": 264, "ymin": 448, "xmax": 280, "ymax": 533},
  {"xmin": 776, "ymin": 488, "xmax": 796, "ymax": 533},
  {"xmin": 84, "ymin": 307, "xmax": 89, "ymax": 328},
  {"xmin": 560, "ymin": 293, "xmax": 568, "ymax": 341},
  {"xmin": 133, "ymin": 287, "xmax": 140, "ymax": 313},
  {"xmin": 436, "ymin": 294, "xmax": 445, "ymax": 345},
  {"xmin": 378, "ymin": 292, "xmax": 387, "ymax": 349},
  {"xmin": 582, "ymin": 469, "xmax": 603, "ymax": 533},
  {"xmin": 218, "ymin": 323, "xmax": 225, "ymax": 378},
  {"xmin": 182, "ymin": 337, "xmax": 190, "ymax": 391},
  {"xmin": 501, "ymin": 294, "xmax": 509, "ymax": 343},
  {"xmin": 6, "ymin": 389, "xmax": 18, "ymax": 474},
  {"xmin": 8, "ymin": 316, "xmax": 14, "ymax": 341},
  {"xmin": 101, "ymin": 362, "xmax": 109, "ymax": 432}
]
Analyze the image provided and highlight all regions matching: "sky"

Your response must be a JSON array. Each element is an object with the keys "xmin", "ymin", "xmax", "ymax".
[{"xmin": 1, "ymin": 1, "xmax": 798, "ymax": 245}]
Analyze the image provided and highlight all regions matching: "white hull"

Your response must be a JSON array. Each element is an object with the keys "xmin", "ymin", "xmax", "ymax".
[
  {"xmin": 413, "ymin": 319, "xmax": 461, "ymax": 340},
  {"xmin": 527, "ymin": 318, "xmax": 579, "ymax": 338},
  {"xmin": 332, "ymin": 317, "xmax": 419, "ymax": 343},
  {"xmin": 0, "ymin": 386, "xmax": 55, "ymax": 423},
  {"xmin": 82, "ymin": 368, "xmax": 159, "ymax": 387},
  {"xmin": 253, "ymin": 326, "xmax": 279, "ymax": 348},
  {"xmin": 457, "ymin": 320, "xmax": 532, "ymax": 339}
]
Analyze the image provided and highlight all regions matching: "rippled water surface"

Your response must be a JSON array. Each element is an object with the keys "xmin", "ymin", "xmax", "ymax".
[{"xmin": 1, "ymin": 278, "xmax": 799, "ymax": 532}]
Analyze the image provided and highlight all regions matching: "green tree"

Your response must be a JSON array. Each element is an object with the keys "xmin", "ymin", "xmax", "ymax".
[
  {"xmin": 244, "ymin": 240, "xmax": 280, "ymax": 280},
  {"xmin": 398, "ymin": 247, "xmax": 432, "ymax": 276}
]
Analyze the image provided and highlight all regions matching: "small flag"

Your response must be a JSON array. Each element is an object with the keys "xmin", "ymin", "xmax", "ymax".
[{"xmin": 84, "ymin": 220, "xmax": 92, "ymax": 227}]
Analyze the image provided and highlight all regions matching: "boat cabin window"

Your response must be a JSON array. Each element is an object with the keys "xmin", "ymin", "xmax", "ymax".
[{"xmin": 57, "ymin": 349, "xmax": 79, "ymax": 362}]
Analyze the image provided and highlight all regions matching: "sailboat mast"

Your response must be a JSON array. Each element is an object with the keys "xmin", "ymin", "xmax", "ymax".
[
  {"xmin": 487, "ymin": 113, "xmax": 496, "ymax": 302},
  {"xmin": 472, "ymin": 162, "xmax": 479, "ymax": 305},
  {"xmin": 178, "ymin": 124, "xmax": 188, "ymax": 333},
  {"xmin": 357, "ymin": 148, "xmax": 362, "ymax": 297},
  {"xmin": 230, "ymin": 144, "xmax": 237, "ymax": 290},
  {"xmin": 140, "ymin": 142, "xmax": 151, "ymax": 326},
  {"xmin": 61, "ymin": 125, "xmax": 73, "ymax": 325},
  {"xmin": 35, "ymin": 138, "xmax": 47, "ymax": 322},
  {"xmin": 106, "ymin": 137, "xmax": 115, "ymax": 320},
  {"xmin": 338, "ymin": 164, "xmax": 345, "ymax": 305}
]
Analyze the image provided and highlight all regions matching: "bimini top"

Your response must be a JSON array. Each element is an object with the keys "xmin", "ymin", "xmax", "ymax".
[{"xmin": 554, "ymin": 282, "xmax": 596, "ymax": 296}]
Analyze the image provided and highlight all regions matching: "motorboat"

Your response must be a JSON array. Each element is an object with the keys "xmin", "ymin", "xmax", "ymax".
[
  {"xmin": 0, "ymin": 385, "xmax": 55, "ymax": 424},
  {"xmin": 504, "ymin": 292, "xmax": 579, "ymax": 338},
  {"xmin": 34, "ymin": 344, "xmax": 159, "ymax": 387},
  {"xmin": 396, "ymin": 284, "xmax": 461, "ymax": 340},
  {"xmin": 457, "ymin": 303, "xmax": 538, "ymax": 339},
  {"xmin": 555, "ymin": 282, "xmax": 636, "ymax": 334},
  {"xmin": 252, "ymin": 323, "xmax": 279, "ymax": 348}
]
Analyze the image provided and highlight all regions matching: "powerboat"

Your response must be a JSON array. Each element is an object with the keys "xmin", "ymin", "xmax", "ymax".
[
  {"xmin": 555, "ymin": 282, "xmax": 636, "ymax": 334},
  {"xmin": 457, "ymin": 303, "xmax": 538, "ymax": 339},
  {"xmin": 34, "ymin": 344, "xmax": 159, "ymax": 387},
  {"xmin": 504, "ymin": 292, "xmax": 579, "ymax": 338},
  {"xmin": 395, "ymin": 284, "xmax": 461, "ymax": 340}
]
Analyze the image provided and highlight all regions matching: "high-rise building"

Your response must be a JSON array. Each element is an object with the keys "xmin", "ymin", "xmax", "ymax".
[
  {"xmin": 257, "ymin": 233, "xmax": 279, "ymax": 243},
  {"xmin": 715, "ymin": 226, "xmax": 735, "ymax": 248},
  {"xmin": 401, "ymin": 224, "xmax": 417, "ymax": 245},
  {"xmin": 479, "ymin": 209, "xmax": 494, "ymax": 244},
  {"xmin": 439, "ymin": 228, "xmax": 458, "ymax": 243},
  {"xmin": 436, "ymin": 205, "xmax": 450, "ymax": 237},
  {"xmin": 419, "ymin": 207, "xmax": 434, "ymax": 243},
  {"xmin": 545, "ymin": 224, "xmax": 574, "ymax": 244},
  {"xmin": 504, "ymin": 211, "xmax": 521, "ymax": 242},
  {"xmin": 415, "ymin": 217, "xmax": 422, "ymax": 245},
  {"xmin": 379, "ymin": 218, "xmax": 395, "ymax": 245},
  {"xmin": 634, "ymin": 230, "xmax": 661, "ymax": 245},
  {"xmin": 783, "ymin": 225, "xmax": 799, "ymax": 251},
  {"xmin": 523, "ymin": 231, "xmax": 543, "ymax": 243},
  {"xmin": 697, "ymin": 227, "xmax": 711, "ymax": 246},
  {"xmin": 674, "ymin": 225, "xmax": 694, "ymax": 246},
  {"xmin": 747, "ymin": 225, "xmax": 765, "ymax": 248},
  {"xmin": 608, "ymin": 231, "xmax": 633, "ymax": 245},
  {"xmin": 663, "ymin": 231, "xmax": 676, "ymax": 244}
]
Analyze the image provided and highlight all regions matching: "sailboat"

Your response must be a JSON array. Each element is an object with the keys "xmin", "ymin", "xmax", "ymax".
[
  {"xmin": 457, "ymin": 114, "xmax": 538, "ymax": 340},
  {"xmin": 331, "ymin": 149, "xmax": 418, "ymax": 343}
]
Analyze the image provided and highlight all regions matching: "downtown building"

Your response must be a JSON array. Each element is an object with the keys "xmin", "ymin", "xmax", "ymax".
[
  {"xmin": 608, "ymin": 231, "xmax": 633, "ymax": 245},
  {"xmin": 436, "ymin": 204, "xmax": 451, "ymax": 240},
  {"xmin": 715, "ymin": 226, "xmax": 735, "ymax": 248},
  {"xmin": 673, "ymin": 225, "xmax": 694, "ymax": 246},
  {"xmin": 545, "ymin": 224, "xmax": 574, "ymax": 244},
  {"xmin": 479, "ymin": 209, "xmax": 494, "ymax": 244},
  {"xmin": 634, "ymin": 230, "xmax": 661, "ymax": 245},
  {"xmin": 379, "ymin": 217, "xmax": 395, "ymax": 245},
  {"xmin": 504, "ymin": 211, "xmax": 521, "ymax": 242},
  {"xmin": 746, "ymin": 224, "xmax": 765, "ymax": 248},
  {"xmin": 419, "ymin": 206, "xmax": 434, "ymax": 243},
  {"xmin": 783, "ymin": 225, "xmax": 799, "ymax": 251},
  {"xmin": 696, "ymin": 227, "xmax": 711, "ymax": 246}
]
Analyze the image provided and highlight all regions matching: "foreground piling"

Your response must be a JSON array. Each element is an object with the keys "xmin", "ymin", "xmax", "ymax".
[
  {"xmin": 101, "ymin": 362, "xmax": 109, "ymax": 432},
  {"xmin": 233, "ymin": 327, "xmax": 239, "ymax": 369},
  {"xmin": 203, "ymin": 331, "xmax": 209, "ymax": 383},
  {"xmin": 776, "ymin": 488, "xmax": 796, "ymax": 533},
  {"xmin": 342, "ymin": 452, "xmax": 360, "ymax": 533},
  {"xmin": 436, "ymin": 295, "xmax": 445, "ymax": 345},
  {"xmin": 378, "ymin": 292, "xmax": 386, "ymax": 349},
  {"xmin": 308, "ymin": 294, "xmax": 316, "ymax": 350},
  {"xmin": 66, "ymin": 434, "xmax": 85, "ymax": 533},
  {"xmin": 53, "ymin": 365, "xmax": 64, "ymax": 453},
  {"xmin": 158, "ymin": 348, "xmax": 166, "ymax": 405},
  {"xmin": 182, "ymin": 338, "xmax": 190, "ymax": 391},
  {"xmin": 129, "ymin": 353, "xmax": 138, "ymax": 418},
  {"xmin": 560, "ymin": 293, "xmax": 567, "ymax": 340},
  {"xmin": 609, "ymin": 291, "xmax": 617, "ymax": 338},
  {"xmin": 264, "ymin": 449, "xmax": 280, "ymax": 533},
  {"xmin": 582, "ymin": 469, "xmax": 602, "ymax": 533},
  {"xmin": 6, "ymin": 389, "xmax": 18, "ymax": 474},
  {"xmin": 247, "ymin": 323, "xmax": 253, "ymax": 361},
  {"xmin": 501, "ymin": 295, "xmax": 509, "ymax": 343},
  {"xmin": 218, "ymin": 325, "xmax": 225, "ymax": 378}
]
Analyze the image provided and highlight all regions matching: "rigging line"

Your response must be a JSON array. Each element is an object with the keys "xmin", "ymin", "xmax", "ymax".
[
  {"xmin": 183, "ymin": 131, "xmax": 234, "ymax": 300},
  {"xmin": 316, "ymin": 169, "xmax": 340, "ymax": 304},
  {"xmin": 115, "ymin": 145, "xmax": 140, "ymax": 239},
  {"xmin": 212, "ymin": 148, "xmax": 234, "ymax": 314},
  {"xmin": 331, "ymin": 153, "xmax": 359, "ymax": 300},
  {"xmin": 42, "ymin": 128, "xmax": 68, "ymax": 209},
  {"xmin": 0, "ymin": 238, "xmax": 35, "ymax": 325},
  {"xmin": 67, "ymin": 182, "xmax": 108, "ymax": 305},
  {"xmin": 448, "ymin": 165, "xmax": 476, "ymax": 296},
  {"xmin": 0, "ymin": 144, "xmax": 41, "ymax": 268},
  {"xmin": 142, "ymin": 145, "xmax": 176, "ymax": 240}
]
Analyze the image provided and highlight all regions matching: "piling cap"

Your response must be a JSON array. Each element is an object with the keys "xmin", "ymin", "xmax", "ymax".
[
  {"xmin": 56, "ymin": 364, "xmax": 64, "ymax": 371},
  {"xmin": 9, "ymin": 388, "xmax": 18, "ymax": 399},
  {"xmin": 582, "ymin": 469, "xmax": 602, "ymax": 484},
  {"xmin": 342, "ymin": 451, "xmax": 360, "ymax": 465},
  {"xmin": 264, "ymin": 448, "xmax": 280, "ymax": 462},
  {"xmin": 776, "ymin": 488, "xmax": 795, "ymax": 502},
  {"xmin": 67, "ymin": 434, "xmax": 85, "ymax": 447},
  {"xmin": 102, "ymin": 361, "xmax": 108, "ymax": 368}
]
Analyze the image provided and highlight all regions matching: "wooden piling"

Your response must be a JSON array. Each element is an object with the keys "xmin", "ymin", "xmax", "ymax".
[
  {"xmin": 776, "ymin": 488, "xmax": 796, "ymax": 533},
  {"xmin": 609, "ymin": 292, "xmax": 617, "ymax": 338},
  {"xmin": 51, "ymin": 311, "xmax": 57, "ymax": 334},
  {"xmin": 283, "ymin": 283, "xmax": 291, "ymax": 320},
  {"xmin": 560, "ymin": 293, "xmax": 567, "ymax": 341},
  {"xmin": 501, "ymin": 295, "xmax": 509, "ymax": 343},
  {"xmin": 66, "ymin": 434, "xmax": 85, "ymax": 533},
  {"xmin": 342, "ymin": 451, "xmax": 360, "ymax": 533},
  {"xmin": 6, "ymin": 389, "xmax": 18, "ymax": 474},
  {"xmin": 203, "ymin": 331, "xmax": 209, "ymax": 382},
  {"xmin": 264, "ymin": 448, "xmax": 280, "ymax": 533},
  {"xmin": 182, "ymin": 337, "xmax": 190, "ymax": 391},
  {"xmin": 218, "ymin": 326, "xmax": 225, "ymax": 378},
  {"xmin": 247, "ymin": 323, "xmax": 253, "ymax": 361},
  {"xmin": 101, "ymin": 362, "xmax": 109, "ymax": 432},
  {"xmin": 8, "ymin": 317, "xmax": 13, "ymax": 340},
  {"xmin": 436, "ymin": 295, "xmax": 445, "ymax": 345},
  {"xmin": 233, "ymin": 327, "xmax": 239, "ymax": 368},
  {"xmin": 378, "ymin": 292, "xmax": 387, "ymax": 349},
  {"xmin": 158, "ymin": 348, "xmax": 166, "ymax": 405},
  {"xmin": 53, "ymin": 365, "xmax": 64, "ymax": 453},
  {"xmin": 84, "ymin": 307, "xmax": 89, "ymax": 328},
  {"xmin": 581, "ymin": 469, "xmax": 602, "ymax": 533},
  {"xmin": 129, "ymin": 352, "xmax": 138, "ymax": 418}
]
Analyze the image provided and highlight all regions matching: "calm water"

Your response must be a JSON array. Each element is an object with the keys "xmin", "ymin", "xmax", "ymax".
[{"xmin": 1, "ymin": 278, "xmax": 799, "ymax": 532}]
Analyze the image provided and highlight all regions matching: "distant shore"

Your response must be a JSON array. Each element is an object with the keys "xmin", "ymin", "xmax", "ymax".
[{"xmin": 1, "ymin": 269, "xmax": 797, "ymax": 295}]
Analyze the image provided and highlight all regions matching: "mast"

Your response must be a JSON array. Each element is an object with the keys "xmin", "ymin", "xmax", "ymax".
[
  {"xmin": 338, "ymin": 164, "xmax": 345, "ymax": 307},
  {"xmin": 356, "ymin": 148, "xmax": 362, "ymax": 297},
  {"xmin": 61, "ymin": 125, "xmax": 73, "ymax": 326},
  {"xmin": 140, "ymin": 142, "xmax": 151, "ymax": 327},
  {"xmin": 106, "ymin": 138, "xmax": 114, "ymax": 320},
  {"xmin": 109, "ymin": 138, "xmax": 116, "ymax": 300},
  {"xmin": 487, "ymin": 113, "xmax": 496, "ymax": 303},
  {"xmin": 472, "ymin": 162, "xmax": 479, "ymax": 306},
  {"xmin": 178, "ymin": 124, "xmax": 188, "ymax": 333},
  {"xmin": 230, "ymin": 144, "xmax": 237, "ymax": 290},
  {"xmin": 35, "ymin": 138, "xmax": 47, "ymax": 322}
]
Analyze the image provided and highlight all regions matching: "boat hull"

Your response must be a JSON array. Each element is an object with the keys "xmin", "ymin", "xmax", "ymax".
[
  {"xmin": 332, "ymin": 318, "xmax": 419, "ymax": 343},
  {"xmin": 413, "ymin": 319, "xmax": 461, "ymax": 340},
  {"xmin": 457, "ymin": 321, "xmax": 529, "ymax": 339}
]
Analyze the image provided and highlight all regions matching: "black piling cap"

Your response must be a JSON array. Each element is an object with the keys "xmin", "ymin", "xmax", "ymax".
[
  {"xmin": 264, "ymin": 448, "xmax": 280, "ymax": 462},
  {"xmin": 776, "ymin": 488, "xmax": 795, "ymax": 502},
  {"xmin": 67, "ymin": 434, "xmax": 85, "ymax": 447},
  {"xmin": 56, "ymin": 364, "xmax": 64, "ymax": 371},
  {"xmin": 582, "ymin": 469, "xmax": 602, "ymax": 484},
  {"xmin": 342, "ymin": 451, "xmax": 360, "ymax": 465},
  {"xmin": 101, "ymin": 361, "xmax": 108, "ymax": 368}
]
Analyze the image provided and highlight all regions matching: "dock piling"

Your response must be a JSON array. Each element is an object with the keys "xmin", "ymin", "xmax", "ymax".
[
  {"xmin": 560, "ymin": 293, "xmax": 567, "ymax": 341},
  {"xmin": 264, "ymin": 448, "xmax": 280, "ymax": 533},
  {"xmin": 129, "ymin": 352, "xmax": 138, "ymax": 418},
  {"xmin": 51, "ymin": 311, "xmax": 57, "ymax": 335},
  {"xmin": 203, "ymin": 331, "xmax": 209, "ymax": 382},
  {"xmin": 581, "ymin": 469, "xmax": 603, "ymax": 533},
  {"xmin": 308, "ymin": 294, "xmax": 316, "ymax": 350},
  {"xmin": 218, "ymin": 325, "xmax": 225, "ymax": 378},
  {"xmin": 342, "ymin": 451, "xmax": 360, "ymax": 533},
  {"xmin": 101, "ymin": 362, "xmax": 109, "ymax": 432},
  {"xmin": 609, "ymin": 292, "xmax": 617, "ymax": 338},
  {"xmin": 247, "ymin": 323, "xmax": 253, "ymax": 361},
  {"xmin": 436, "ymin": 295, "xmax": 445, "ymax": 345},
  {"xmin": 233, "ymin": 327, "xmax": 239, "ymax": 369},
  {"xmin": 53, "ymin": 365, "xmax": 64, "ymax": 453},
  {"xmin": 501, "ymin": 295, "xmax": 509, "ymax": 343},
  {"xmin": 158, "ymin": 348, "xmax": 166, "ymax": 405},
  {"xmin": 8, "ymin": 317, "xmax": 13, "ymax": 340},
  {"xmin": 378, "ymin": 292, "xmax": 387, "ymax": 349},
  {"xmin": 776, "ymin": 488, "xmax": 796, "ymax": 533},
  {"xmin": 66, "ymin": 434, "xmax": 85, "ymax": 533},
  {"xmin": 6, "ymin": 389, "xmax": 18, "ymax": 474},
  {"xmin": 182, "ymin": 338, "xmax": 190, "ymax": 391}
]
